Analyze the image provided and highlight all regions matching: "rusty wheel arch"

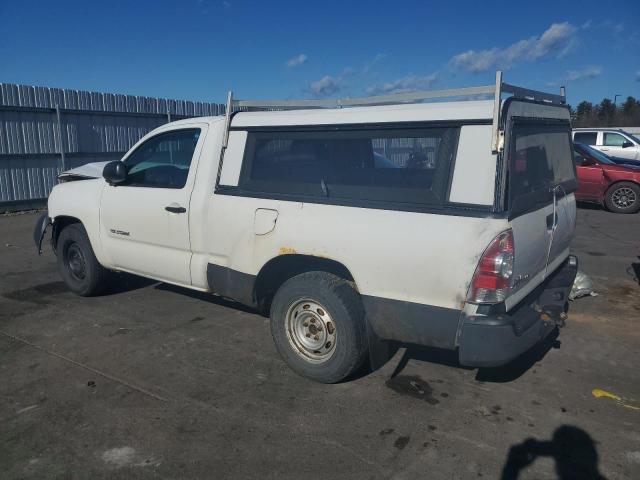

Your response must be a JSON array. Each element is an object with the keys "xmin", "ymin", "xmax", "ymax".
[{"xmin": 253, "ymin": 254, "xmax": 357, "ymax": 312}]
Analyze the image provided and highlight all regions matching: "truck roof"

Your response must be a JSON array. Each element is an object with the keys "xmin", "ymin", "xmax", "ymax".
[{"xmin": 230, "ymin": 100, "xmax": 494, "ymax": 127}]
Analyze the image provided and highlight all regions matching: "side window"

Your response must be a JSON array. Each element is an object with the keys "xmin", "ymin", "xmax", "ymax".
[
  {"xmin": 573, "ymin": 150, "xmax": 586, "ymax": 166},
  {"xmin": 573, "ymin": 132, "xmax": 597, "ymax": 145},
  {"xmin": 124, "ymin": 129, "xmax": 200, "ymax": 188},
  {"xmin": 603, "ymin": 132, "xmax": 627, "ymax": 147},
  {"xmin": 242, "ymin": 127, "xmax": 459, "ymax": 205}
]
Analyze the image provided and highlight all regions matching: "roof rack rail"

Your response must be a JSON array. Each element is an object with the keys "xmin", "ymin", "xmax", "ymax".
[{"xmin": 215, "ymin": 71, "xmax": 565, "ymax": 185}]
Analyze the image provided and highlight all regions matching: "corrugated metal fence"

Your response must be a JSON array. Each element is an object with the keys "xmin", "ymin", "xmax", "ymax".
[{"xmin": 0, "ymin": 83, "xmax": 225, "ymax": 211}]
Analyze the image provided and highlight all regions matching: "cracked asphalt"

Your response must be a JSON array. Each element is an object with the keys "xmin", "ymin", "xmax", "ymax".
[{"xmin": 1, "ymin": 207, "xmax": 639, "ymax": 479}]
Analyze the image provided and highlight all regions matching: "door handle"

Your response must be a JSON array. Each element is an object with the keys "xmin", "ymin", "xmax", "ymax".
[{"xmin": 165, "ymin": 205, "xmax": 186, "ymax": 214}]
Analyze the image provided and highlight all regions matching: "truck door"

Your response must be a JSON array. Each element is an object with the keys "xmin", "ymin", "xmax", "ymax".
[
  {"xmin": 100, "ymin": 126, "xmax": 206, "ymax": 285},
  {"xmin": 503, "ymin": 108, "xmax": 576, "ymax": 310}
]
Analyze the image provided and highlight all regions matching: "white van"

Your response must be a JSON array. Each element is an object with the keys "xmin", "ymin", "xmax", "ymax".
[{"xmin": 34, "ymin": 72, "xmax": 578, "ymax": 383}]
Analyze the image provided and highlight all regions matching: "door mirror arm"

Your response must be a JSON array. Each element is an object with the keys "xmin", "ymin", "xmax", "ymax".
[{"xmin": 103, "ymin": 161, "xmax": 127, "ymax": 186}]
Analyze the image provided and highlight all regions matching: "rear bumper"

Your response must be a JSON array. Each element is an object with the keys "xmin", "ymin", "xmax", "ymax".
[{"xmin": 458, "ymin": 255, "xmax": 578, "ymax": 367}]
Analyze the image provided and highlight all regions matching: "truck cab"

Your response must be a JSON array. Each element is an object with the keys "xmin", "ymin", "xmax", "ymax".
[{"xmin": 35, "ymin": 72, "xmax": 578, "ymax": 383}]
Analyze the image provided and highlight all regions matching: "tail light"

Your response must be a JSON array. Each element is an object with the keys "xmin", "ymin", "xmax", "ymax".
[{"xmin": 467, "ymin": 230, "xmax": 514, "ymax": 304}]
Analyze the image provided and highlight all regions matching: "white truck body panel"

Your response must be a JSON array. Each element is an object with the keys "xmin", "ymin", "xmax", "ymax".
[{"xmin": 43, "ymin": 84, "xmax": 577, "ymax": 367}]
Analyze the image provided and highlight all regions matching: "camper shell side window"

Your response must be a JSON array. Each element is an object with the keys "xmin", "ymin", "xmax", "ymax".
[{"xmin": 236, "ymin": 125, "xmax": 461, "ymax": 208}]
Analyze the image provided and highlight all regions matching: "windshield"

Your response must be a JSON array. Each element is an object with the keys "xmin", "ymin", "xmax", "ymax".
[
  {"xmin": 575, "ymin": 143, "xmax": 615, "ymax": 165},
  {"xmin": 627, "ymin": 132, "xmax": 640, "ymax": 144}
]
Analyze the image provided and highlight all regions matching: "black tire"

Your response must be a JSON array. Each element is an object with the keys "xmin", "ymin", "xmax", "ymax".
[
  {"xmin": 604, "ymin": 181, "xmax": 640, "ymax": 214},
  {"xmin": 270, "ymin": 271, "xmax": 368, "ymax": 383},
  {"xmin": 56, "ymin": 223, "xmax": 110, "ymax": 296}
]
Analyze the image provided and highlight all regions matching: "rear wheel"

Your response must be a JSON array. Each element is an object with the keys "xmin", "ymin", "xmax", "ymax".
[
  {"xmin": 270, "ymin": 271, "xmax": 368, "ymax": 383},
  {"xmin": 57, "ymin": 223, "xmax": 110, "ymax": 296},
  {"xmin": 604, "ymin": 182, "xmax": 640, "ymax": 214}
]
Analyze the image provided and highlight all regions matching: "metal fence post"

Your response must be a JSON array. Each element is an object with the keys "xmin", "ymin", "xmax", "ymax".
[{"xmin": 55, "ymin": 104, "xmax": 67, "ymax": 172}]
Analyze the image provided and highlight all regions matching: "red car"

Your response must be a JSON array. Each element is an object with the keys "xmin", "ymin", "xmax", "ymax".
[{"xmin": 573, "ymin": 143, "xmax": 640, "ymax": 214}]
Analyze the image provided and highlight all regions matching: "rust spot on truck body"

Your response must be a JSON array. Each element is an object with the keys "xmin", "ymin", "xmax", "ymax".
[{"xmin": 279, "ymin": 247, "xmax": 297, "ymax": 255}]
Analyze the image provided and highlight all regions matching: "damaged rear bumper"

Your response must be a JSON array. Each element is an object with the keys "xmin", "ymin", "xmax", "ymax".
[{"xmin": 458, "ymin": 255, "xmax": 578, "ymax": 367}]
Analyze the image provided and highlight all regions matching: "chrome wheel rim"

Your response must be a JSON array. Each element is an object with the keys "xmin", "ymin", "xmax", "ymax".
[
  {"xmin": 612, "ymin": 187, "xmax": 637, "ymax": 209},
  {"xmin": 285, "ymin": 299, "xmax": 337, "ymax": 363},
  {"xmin": 66, "ymin": 243, "xmax": 86, "ymax": 281}
]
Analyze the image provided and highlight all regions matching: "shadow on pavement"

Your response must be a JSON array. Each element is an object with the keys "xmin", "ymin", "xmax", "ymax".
[
  {"xmin": 501, "ymin": 425, "xmax": 607, "ymax": 479},
  {"xmin": 576, "ymin": 201, "xmax": 604, "ymax": 211},
  {"xmin": 106, "ymin": 272, "xmax": 158, "ymax": 294},
  {"xmin": 389, "ymin": 343, "xmax": 467, "ymax": 377},
  {"xmin": 627, "ymin": 257, "xmax": 640, "ymax": 284},
  {"xmin": 154, "ymin": 282, "xmax": 260, "ymax": 315}
]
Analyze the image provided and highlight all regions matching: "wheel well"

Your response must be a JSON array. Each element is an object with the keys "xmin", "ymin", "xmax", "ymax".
[
  {"xmin": 52, "ymin": 216, "xmax": 82, "ymax": 250},
  {"xmin": 606, "ymin": 180, "xmax": 640, "ymax": 193},
  {"xmin": 254, "ymin": 254, "xmax": 356, "ymax": 311}
]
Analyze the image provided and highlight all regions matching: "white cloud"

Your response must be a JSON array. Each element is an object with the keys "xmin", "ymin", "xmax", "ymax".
[
  {"xmin": 363, "ymin": 53, "xmax": 386, "ymax": 73},
  {"xmin": 451, "ymin": 22, "xmax": 577, "ymax": 73},
  {"xmin": 286, "ymin": 53, "xmax": 308, "ymax": 68},
  {"xmin": 366, "ymin": 73, "xmax": 438, "ymax": 95},
  {"xmin": 308, "ymin": 67, "xmax": 353, "ymax": 96},
  {"xmin": 565, "ymin": 66, "xmax": 602, "ymax": 81},
  {"xmin": 309, "ymin": 75, "xmax": 342, "ymax": 96},
  {"xmin": 222, "ymin": 1, "xmax": 231, "ymax": 9}
]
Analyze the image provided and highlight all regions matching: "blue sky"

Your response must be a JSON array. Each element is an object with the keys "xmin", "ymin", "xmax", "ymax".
[{"xmin": 1, "ymin": 0, "xmax": 638, "ymax": 106}]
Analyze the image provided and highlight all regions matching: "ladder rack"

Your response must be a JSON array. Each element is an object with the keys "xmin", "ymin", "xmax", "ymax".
[{"xmin": 218, "ymin": 71, "xmax": 566, "ymax": 162}]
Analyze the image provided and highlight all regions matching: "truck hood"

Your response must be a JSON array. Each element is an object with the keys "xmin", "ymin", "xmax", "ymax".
[{"xmin": 58, "ymin": 161, "xmax": 110, "ymax": 181}]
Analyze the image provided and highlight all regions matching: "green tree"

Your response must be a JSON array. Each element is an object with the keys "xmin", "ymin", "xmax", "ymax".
[
  {"xmin": 621, "ymin": 96, "xmax": 638, "ymax": 116},
  {"xmin": 597, "ymin": 99, "xmax": 616, "ymax": 127},
  {"xmin": 576, "ymin": 101, "xmax": 593, "ymax": 118}
]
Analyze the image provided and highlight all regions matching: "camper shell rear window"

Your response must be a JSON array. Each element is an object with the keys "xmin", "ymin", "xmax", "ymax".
[
  {"xmin": 238, "ymin": 126, "xmax": 460, "ymax": 207},
  {"xmin": 507, "ymin": 120, "xmax": 577, "ymax": 216}
]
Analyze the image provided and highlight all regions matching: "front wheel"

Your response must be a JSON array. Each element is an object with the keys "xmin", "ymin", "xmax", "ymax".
[
  {"xmin": 604, "ymin": 182, "xmax": 640, "ymax": 214},
  {"xmin": 270, "ymin": 271, "xmax": 368, "ymax": 383},
  {"xmin": 57, "ymin": 223, "xmax": 111, "ymax": 296}
]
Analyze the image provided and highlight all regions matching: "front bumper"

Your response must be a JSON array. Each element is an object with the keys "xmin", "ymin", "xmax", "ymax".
[
  {"xmin": 33, "ymin": 212, "xmax": 52, "ymax": 255},
  {"xmin": 458, "ymin": 255, "xmax": 578, "ymax": 367}
]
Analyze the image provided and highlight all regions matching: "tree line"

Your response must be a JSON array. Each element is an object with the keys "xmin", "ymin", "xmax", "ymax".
[{"xmin": 570, "ymin": 96, "xmax": 640, "ymax": 127}]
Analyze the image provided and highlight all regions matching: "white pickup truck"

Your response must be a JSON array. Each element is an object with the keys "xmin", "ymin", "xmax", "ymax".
[{"xmin": 35, "ymin": 72, "xmax": 578, "ymax": 383}]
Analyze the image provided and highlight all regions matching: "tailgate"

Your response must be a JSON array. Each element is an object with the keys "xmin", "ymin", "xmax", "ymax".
[{"xmin": 502, "ymin": 110, "xmax": 577, "ymax": 311}]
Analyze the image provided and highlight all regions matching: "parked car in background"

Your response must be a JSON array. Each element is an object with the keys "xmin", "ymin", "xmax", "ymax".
[
  {"xmin": 608, "ymin": 156, "xmax": 640, "ymax": 168},
  {"xmin": 572, "ymin": 128, "xmax": 640, "ymax": 160},
  {"xmin": 573, "ymin": 142, "xmax": 640, "ymax": 213}
]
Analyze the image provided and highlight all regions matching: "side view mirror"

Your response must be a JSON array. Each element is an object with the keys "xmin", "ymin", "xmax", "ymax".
[
  {"xmin": 580, "ymin": 156, "xmax": 596, "ymax": 166},
  {"xmin": 622, "ymin": 141, "xmax": 634, "ymax": 148},
  {"xmin": 103, "ymin": 161, "xmax": 127, "ymax": 186}
]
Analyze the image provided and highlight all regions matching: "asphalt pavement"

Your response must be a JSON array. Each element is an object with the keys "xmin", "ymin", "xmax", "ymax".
[{"xmin": 1, "ymin": 206, "xmax": 639, "ymax": 479}]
